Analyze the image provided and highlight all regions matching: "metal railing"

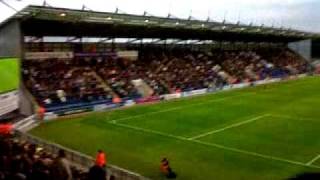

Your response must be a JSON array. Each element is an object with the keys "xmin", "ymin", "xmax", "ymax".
[
  {"xmin": 14, "ymin": 131, "xmax": 149, "ymax": 180},
  {"xmin": 0, "ymin": 90, "xmax": 18, "ymax": 116}
]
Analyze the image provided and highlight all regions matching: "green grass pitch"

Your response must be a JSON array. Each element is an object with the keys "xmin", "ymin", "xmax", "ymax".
[
  {"xmin": 31, "ymin": 77, "xmax": 320, "ymax": 180},
  {"xmin": 0, "ymin": 58, "xmax": 18, "ymax": 93}
]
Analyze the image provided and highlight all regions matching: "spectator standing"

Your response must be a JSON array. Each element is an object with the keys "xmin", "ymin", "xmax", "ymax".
[
  {"xmin": 51, "ymin": 150, "xmax": 72, "ymax": 180},
  {"xmin": 95, "ymin": 150, "xmax": 107, "ymax": 167},
  {"xmin": 88, "ymin": 164, "xmax": 107, "ymax": 180}
]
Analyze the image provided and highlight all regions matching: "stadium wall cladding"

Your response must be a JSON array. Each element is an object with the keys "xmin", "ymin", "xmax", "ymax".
[{"xmin": 0, "ymin": 20, "xmax": 22, "ymax": 58}]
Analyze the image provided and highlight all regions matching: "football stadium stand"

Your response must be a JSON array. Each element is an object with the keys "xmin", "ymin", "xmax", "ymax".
[
  {"xmin": 0, "ymin": 4, "xmax": 320, "ymax": 180},
  {"xmin": 21, "ymin": 47, "xmax": 308, "ymax": 113}
]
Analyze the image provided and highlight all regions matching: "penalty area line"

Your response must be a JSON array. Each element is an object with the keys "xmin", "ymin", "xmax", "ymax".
[
  {"xmin": 108, "ymin": 121, "xmax": 320, "ymax": 170},
  {"xmin": 109, "ymin": 121, "xmax": 187, "ymax": 141},
  {"xmin": 188, "ymin": 114, "xmax": 270, "ymax": 140},
  {"xmin": 306, "ymin": 154, "xmax": 320, "ymax": 166}
]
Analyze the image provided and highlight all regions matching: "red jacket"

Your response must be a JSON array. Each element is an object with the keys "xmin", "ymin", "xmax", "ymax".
[{"xmin": 95, "ymin": 152, "xmax": 107, "ymax": 167}]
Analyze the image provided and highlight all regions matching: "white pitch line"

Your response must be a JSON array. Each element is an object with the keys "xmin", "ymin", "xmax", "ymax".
[
  {"xmin": 110, "ymin": 107, "xmax": 181, "ymax": 123},
  {"xmin": 108, "ymin": 121, "xmax": 320, "ymax": 170},
  {"xmin": 192, "ymin": 139, "xmax": 320, "ymax": 169},
  {"xmin": 111, "ymin": 93, "xmax": 251, "ymax": 123},
  {"xmin": 109, "ymin": 121, "xmax": 187, "ymax": 141},
  {"xmin": 188, "ymin": 114, "xmax": 270, "ymax": 140},
  {"xmin": 306, "ymin": 154, "xmax": 320, "ymax": 166},
  {"xmin": 270, "ymin": 114, "xmax": 319, "ymax": 122}
]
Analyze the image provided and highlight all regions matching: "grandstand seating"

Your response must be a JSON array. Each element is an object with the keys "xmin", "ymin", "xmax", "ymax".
[
  {"xmin": 95, "ymin": 57, "xmax": 143, "ymax": 98},
  {"xmin": 22, "ymin": 60, "xmax": 114, "ymax": 110},
  {"xmin": 138, "ymin": 49, "xmax": 227, "ymax": 92},
  {"xmin": 21, "ymin": 48, "xmax": 308, "ymax": 111}
]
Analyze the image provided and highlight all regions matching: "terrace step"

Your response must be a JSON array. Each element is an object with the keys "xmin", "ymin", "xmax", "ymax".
[{"xmin": 90, "ymin": 69, "xmax": 118, "ymax": 97}]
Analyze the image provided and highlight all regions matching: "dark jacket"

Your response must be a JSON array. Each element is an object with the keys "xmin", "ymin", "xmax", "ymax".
[{"xmin": 88, "ymin": 165, "xmax": 107, "ymax": 180}]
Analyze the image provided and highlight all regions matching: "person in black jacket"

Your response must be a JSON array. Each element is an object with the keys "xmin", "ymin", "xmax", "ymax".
[{"xmin": 88, "ymin": 164, "xmax": 107, "ymax": 180}]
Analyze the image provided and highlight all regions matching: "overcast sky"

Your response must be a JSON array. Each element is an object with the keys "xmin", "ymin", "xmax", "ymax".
[{"xmin": 0, "ymin": 0, "xmax": 319, "ymax": 32}]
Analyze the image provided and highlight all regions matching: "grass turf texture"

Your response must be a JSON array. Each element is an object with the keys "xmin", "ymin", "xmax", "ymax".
[
  {"xmin": 30, "ymin": 77, "xmax": 320, "ymax": 180},
  {"xmin": 0, "ymin": 58, "xmax": 18, "ymax": 93}
]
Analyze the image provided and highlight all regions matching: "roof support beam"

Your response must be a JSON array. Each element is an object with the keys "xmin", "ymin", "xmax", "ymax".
[
  {"xmin": 99, "ymin": 38, "xmax": 112, "ymax": 43},
  {"xmin": 127, "ymin": 38, "xmax": 141, "ymax": 44},
  {"xmin": 169, "ymin": 39, "xmax": 186, "ymax": 44},
  {"xmin": 25, "ymin": 36, "xmax": 43, "ymax": 43},
  {"xmin": 66, "ymin": 37, "xmax": 80, "ymax": 42},
  {"xmin": 151, "ymin": 39, "xmax": 165, "ymax": 44}
]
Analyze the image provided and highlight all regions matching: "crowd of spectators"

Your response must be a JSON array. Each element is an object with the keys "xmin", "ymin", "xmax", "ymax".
[
  {"xmin": 94, "ymin": 58, "xmax": 142, "ymax": 98},
  {"xmin": 94, "ymin": 55, "xmax": 169, "ymax": 96},
  {"xmin": 133, "ymin": 48, "xmax": 307, "ymax": 93},
  {"xmin": 0, "ymin": 133, "xmax": 84, "ymax": 180},
  {"xmin": 22, "ymin": 60, "xmax": 113, "ymax": 108},
  {"xmin": 22, "ymin": 48, "xmax": 308, "ymax": 108},
  {"xmin": 138, "ymin": 49, "xmax": 227, "ymax": 93},
  {"xmin": 0, "ymin": 133, "xmax": 112, "ymax": 180},
  {"xmin": 266, "ymin": 49, "xmax": 308, "ymax": 75}
]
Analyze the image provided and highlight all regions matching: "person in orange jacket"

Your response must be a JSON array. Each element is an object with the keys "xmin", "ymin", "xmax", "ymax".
[
  {"xmin": 38, "ymin": 106, "xmax": 46, "ymax": 120},
  {"xmin": 95, "ymin": 150, "xmax": 107, "ymax": 167}
]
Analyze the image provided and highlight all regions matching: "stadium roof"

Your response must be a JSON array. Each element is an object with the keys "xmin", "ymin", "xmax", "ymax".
[{"xmin": 0, "ymin": 5, "xmax": 318, "ymax": 43}]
